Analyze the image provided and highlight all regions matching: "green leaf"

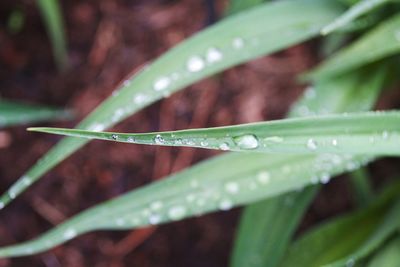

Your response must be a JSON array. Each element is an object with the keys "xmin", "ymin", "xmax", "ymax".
[
  {"xmin": 349, "ymin": 168, "xmax": 374, "ymax": 207},
  {"xmin": 225, "ymin": 0, "xmax": 267, "ymax": 16},
  {"xmin": 321, "ymin": 0, "xmax": 394, "ymax": 35},
  {"xmin": 0, "ymin": 0, "xmax": 342, "ymax": 210},
  {"xmin": 29, "ymin": 111, "xmax": 400, "ymax": 156},
  {"xmin": 0, "ymin": 66, "xmax": 386, "ymax": 259},
  {"xmin": 307, "ymin": 13, "xmax": 400, "ymax": 81},
  {"xmin": 325, "ymin": 198, "xmax": 400, "ymax": 267},
  {"xmin": 37, "ymin": 0, "xmax": 68, "ymax": 70},
  {"xmin": 231, "ymin": 187, "xmax": 319, "ymax": 267},
  {"xmin": 366, "ymin": 237, "xmax": 400, "ymax": 267},
  {"xmin": 279, "ymin": 183, "xmax": 400, "ymax": 267},
  {"xmin": 230, "ymin": 65, "xmax": 387, "ymax": 267},
  {"xmin": 0, "ymin": 100, "xmax": 72, "ymax": 128}
]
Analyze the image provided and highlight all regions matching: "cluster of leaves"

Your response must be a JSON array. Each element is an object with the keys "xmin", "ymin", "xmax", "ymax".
[{"xmin": 2, "ymin": 0, "xmax": 400, "ymax": 266}]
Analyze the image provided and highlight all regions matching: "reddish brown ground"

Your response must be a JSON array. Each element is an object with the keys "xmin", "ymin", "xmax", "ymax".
[{"xmin": 0, "ymin": 1, "xmax": 398, "ymax": 267}]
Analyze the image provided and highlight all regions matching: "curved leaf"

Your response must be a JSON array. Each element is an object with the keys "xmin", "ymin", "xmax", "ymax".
[
  {"xmin": 321, "ymin": 0, "xmax": 394, "ymax": 35},
  {"xmin": 30, "ymin": 111, "xmax": 400, "ymax": 156},
  {"xmin": 0, "ymin": 100, "xmax": 72, "ymax": 128},
  {"xmin": 366, "ymin": 237, "xmax": 400, "ymax": 267},
  {"xmin": 0, "ymin": 0, "xmax": 342, "ymax": 210},
  {"xmin": 0, "ymin": 66, "xmax": 387, "ymax": 258},
  {"xmin": 279, "ymin": 184, "xmax": 400, "ymax": 267},
  {"xmin": 37, "ymin": 0, "xmax": 68, "ymax": 70},
  {"xmin": 308, "ymin": 13, "xmax": 400, "ymax": 80}
]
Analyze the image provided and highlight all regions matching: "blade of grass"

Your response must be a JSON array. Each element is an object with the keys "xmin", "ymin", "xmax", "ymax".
[
  {"xmin": 366, "ymin": 236, "xmax": 400, "ymax": 267},
  {"xmin": 306, "ymin": 13, "xmax": 400, "ymax": 81},
  {"xmin": 230, "ymin": 65, "xmax": 387, "ymax": 267},
  {"xmin": 37, "ymin": 0, "xmax": 68, "ymax": 70},
  {"xmin": 349, "ymin": 168, "xmax": 374, "ymax": 207},
  {"xmin": 0, "ymin": 0, "xmax": 343, "ymax": 210},
  {"xmin": 225, "ymin": 0, "xmax": 267, "ymax": 16},
  {"xmin": 0, "ymin": 65, "xmax": 386, "ymax": 258},
  {"xmin": 29, "ymin": 111, "xmax": 400, "ymax": 156},
  {"xmin": 0, "ymin": 100, "xmax": 72, "ymax": 128},
  {"xmin": 279, "ymin": 184, "xmax": 400, "ymax": 267},
  {"xmin": 324, "ymin": 198, "xmax": 400, "ymax": 267},
  {"xmin": 231, "ymin": 187, "xmax": 319, "ymax": 267},
  {"xmin": 321, "ymin": 0, "xmax": 395, "ymax": 35}
]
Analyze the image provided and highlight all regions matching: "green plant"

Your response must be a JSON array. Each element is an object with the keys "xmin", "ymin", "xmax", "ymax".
[
  {"xmin": 1, "ymin": 0, "xmax": 400, "ymax": 266},
  {"xmin": 0, "ymin": 99, "xmax": 71, "ymax": 128}
]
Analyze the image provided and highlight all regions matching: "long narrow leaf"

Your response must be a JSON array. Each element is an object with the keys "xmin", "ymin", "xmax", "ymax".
[
  {"xmin": 280, "ymin": 185, "xmax": 400, "ymax": 267},
  {"xmin": 0, "ymin": 100, "xmax": 71, "ymax": 128},
  {"xmin": 30, "ymin": 111, "xmax": 400, "ymax": 156},
  {"xmin": 0, "ymin": 66, "xmax": 386, "ymax": 258},
  {"xmin": 225, "ymin": 0, "xmax": 267, "ymax": 16},
  {"xmin": 366, "ymin": 237, "xmax": 400, "ymax": 267},
  {"xmin": 321, "ymin": 0, "xmax": 394, "ymax": 35},
  {"xmin": 0, "ymin": 0, "xmax": 342, "ymax": 210},
  {"xmin": 307, "ymin": 13, "xmax": 400, "ymax": 80},
  {"xmin": 325, "ymin": 198, "xmax": 400, "ymax": 267},
  {"xmin": 37, "ymin": 0, "xmax": 68, "ymax": 70}
]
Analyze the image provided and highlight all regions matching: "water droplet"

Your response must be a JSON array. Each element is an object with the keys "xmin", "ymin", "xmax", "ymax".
[
  {"xmin": 206, "ymin": 47, "xmax": 223, "ymax": 63},
  {"xmin": 382, "ymin": 131, "xmax": 389, "ymax": 139},
  {"xmin": 233, "ymin": 134, "xmax": 259, "ymax": 150},
  {"xmin": 219, "ymin": 143, "xmax": 230, "ymax": 151},
  {"xmin": 150, "ymin": 201, "xmax": 163, "ymax": 210},
  {"xmin": 149, "ymin": 214, "xmax": 161, "ymax": 225},
  {"xmin": 112, "ymin": 134, "xmax": 118, "ymax": 140},
  {"xmin": 0, "ymin": 202, "xmax": 4, "ymax": 209},
  {"xmin": 225, "ymin": 182, "xmax": 240, "ymax": 194},
  {"xmin": 168, "ymin": 206, "xmax": 186, "ymax": 220},
  {"xmin": 200, "ymin": 140, "xmax": 208, "ymax": 147},
  {"xmin": 186, "ymin": 194, "xmax": 196, "ymax": 202},
  {"xmin": 89, "ymin": 123, "xmax": 105, "ymax": 132},
  {"xmin": 133, "ymin": 93, "xmax": 148, "ymax": 104},
  {"xmin": 307, "ymin": 139, "xmax": 317, "ymax": 150},
  {"xmin": 154, "ymin": 134, "xmax": 165, "ymax": 144},
  {"xmin": 232, "ymin": 38, "xmax": 244, "ymax": 49},
  {"xmin": 219, "ymin": 199, "xmax": 233, "ymax": 211},
  {"xmin": 153, "ymin": 77, "xmax": 171, "ymax": 91},
  {"xmin": 127, "ymin": 137, "xmax": 135, "ymax": 143},
  {"xmin": 123, "ymin": 80, "xmax": 131, "ymax": 87},
  {"xmin": 63, "ymin": 228, "xmax": 77, "ymax": 240},
  {"xmin": 257, "ymin": 171, "xmax": 270, "ymax": 184},
  {"xmin": 187, "ymin": 56, "xmax": 205, "ymax": 72},
  {"xmin": 115, "ymin": 218, "xmax": 125, "ymax": 226},
  {"xmin": 304, "ymin": 86, "xmax": 316, "ymax": 99},
  {"xmin": 332, "ymin": 139, "xmax": 338, "ymax": 146},
  {"xmin": 320, "ymin": 173, "xmax": 330, "ymax": 184}
]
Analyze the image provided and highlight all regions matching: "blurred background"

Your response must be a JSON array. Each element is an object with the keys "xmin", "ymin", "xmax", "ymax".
[{"xmin": 1, "ymin": 1, "xmax": 395, "ymax": 266}]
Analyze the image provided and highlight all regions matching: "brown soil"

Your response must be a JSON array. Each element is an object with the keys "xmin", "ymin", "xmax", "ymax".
[{"xmin": 0, "ymin": 1, "xmax": 398, "ymax": 267}]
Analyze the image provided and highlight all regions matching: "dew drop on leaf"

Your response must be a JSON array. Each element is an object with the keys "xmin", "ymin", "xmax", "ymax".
[
  {"xmin": 233, "ymin": 134, "xmax": 259, "ymax": 149},
  {"xmin": 225, "ymin": 182, "xmax": 240, "ymax": 194},
  {"xmin": 219, "ymin": 199, "xmax": 233, "ymax": 211},
  {"xmin": 187, "ymin": 56, "xmax": 205, "ymax": 72},
  {"xmin": 206, "ymin": 47, "xmax": 223, "ymax": 63},
  {"xmin": 153, "ymin": 77, "xmax": 171, "ymax": 92},
  {"xmin": 307, "ymin": 138, "xmax": 317, "ymax": 150},
  {"xmin": 154, "ymin": 134, "xmax": 165, "ymax": 144},
  {"xmin": 168, "ymin": 206, "xmax": 186, "ymax": 220},
  {"xmin": 219, "ymin": 143, "xmax": 230, "ymax": 151},
  {"xmin": 232, "ymin": 37, "xmax": 244, "ymax": 49}
]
